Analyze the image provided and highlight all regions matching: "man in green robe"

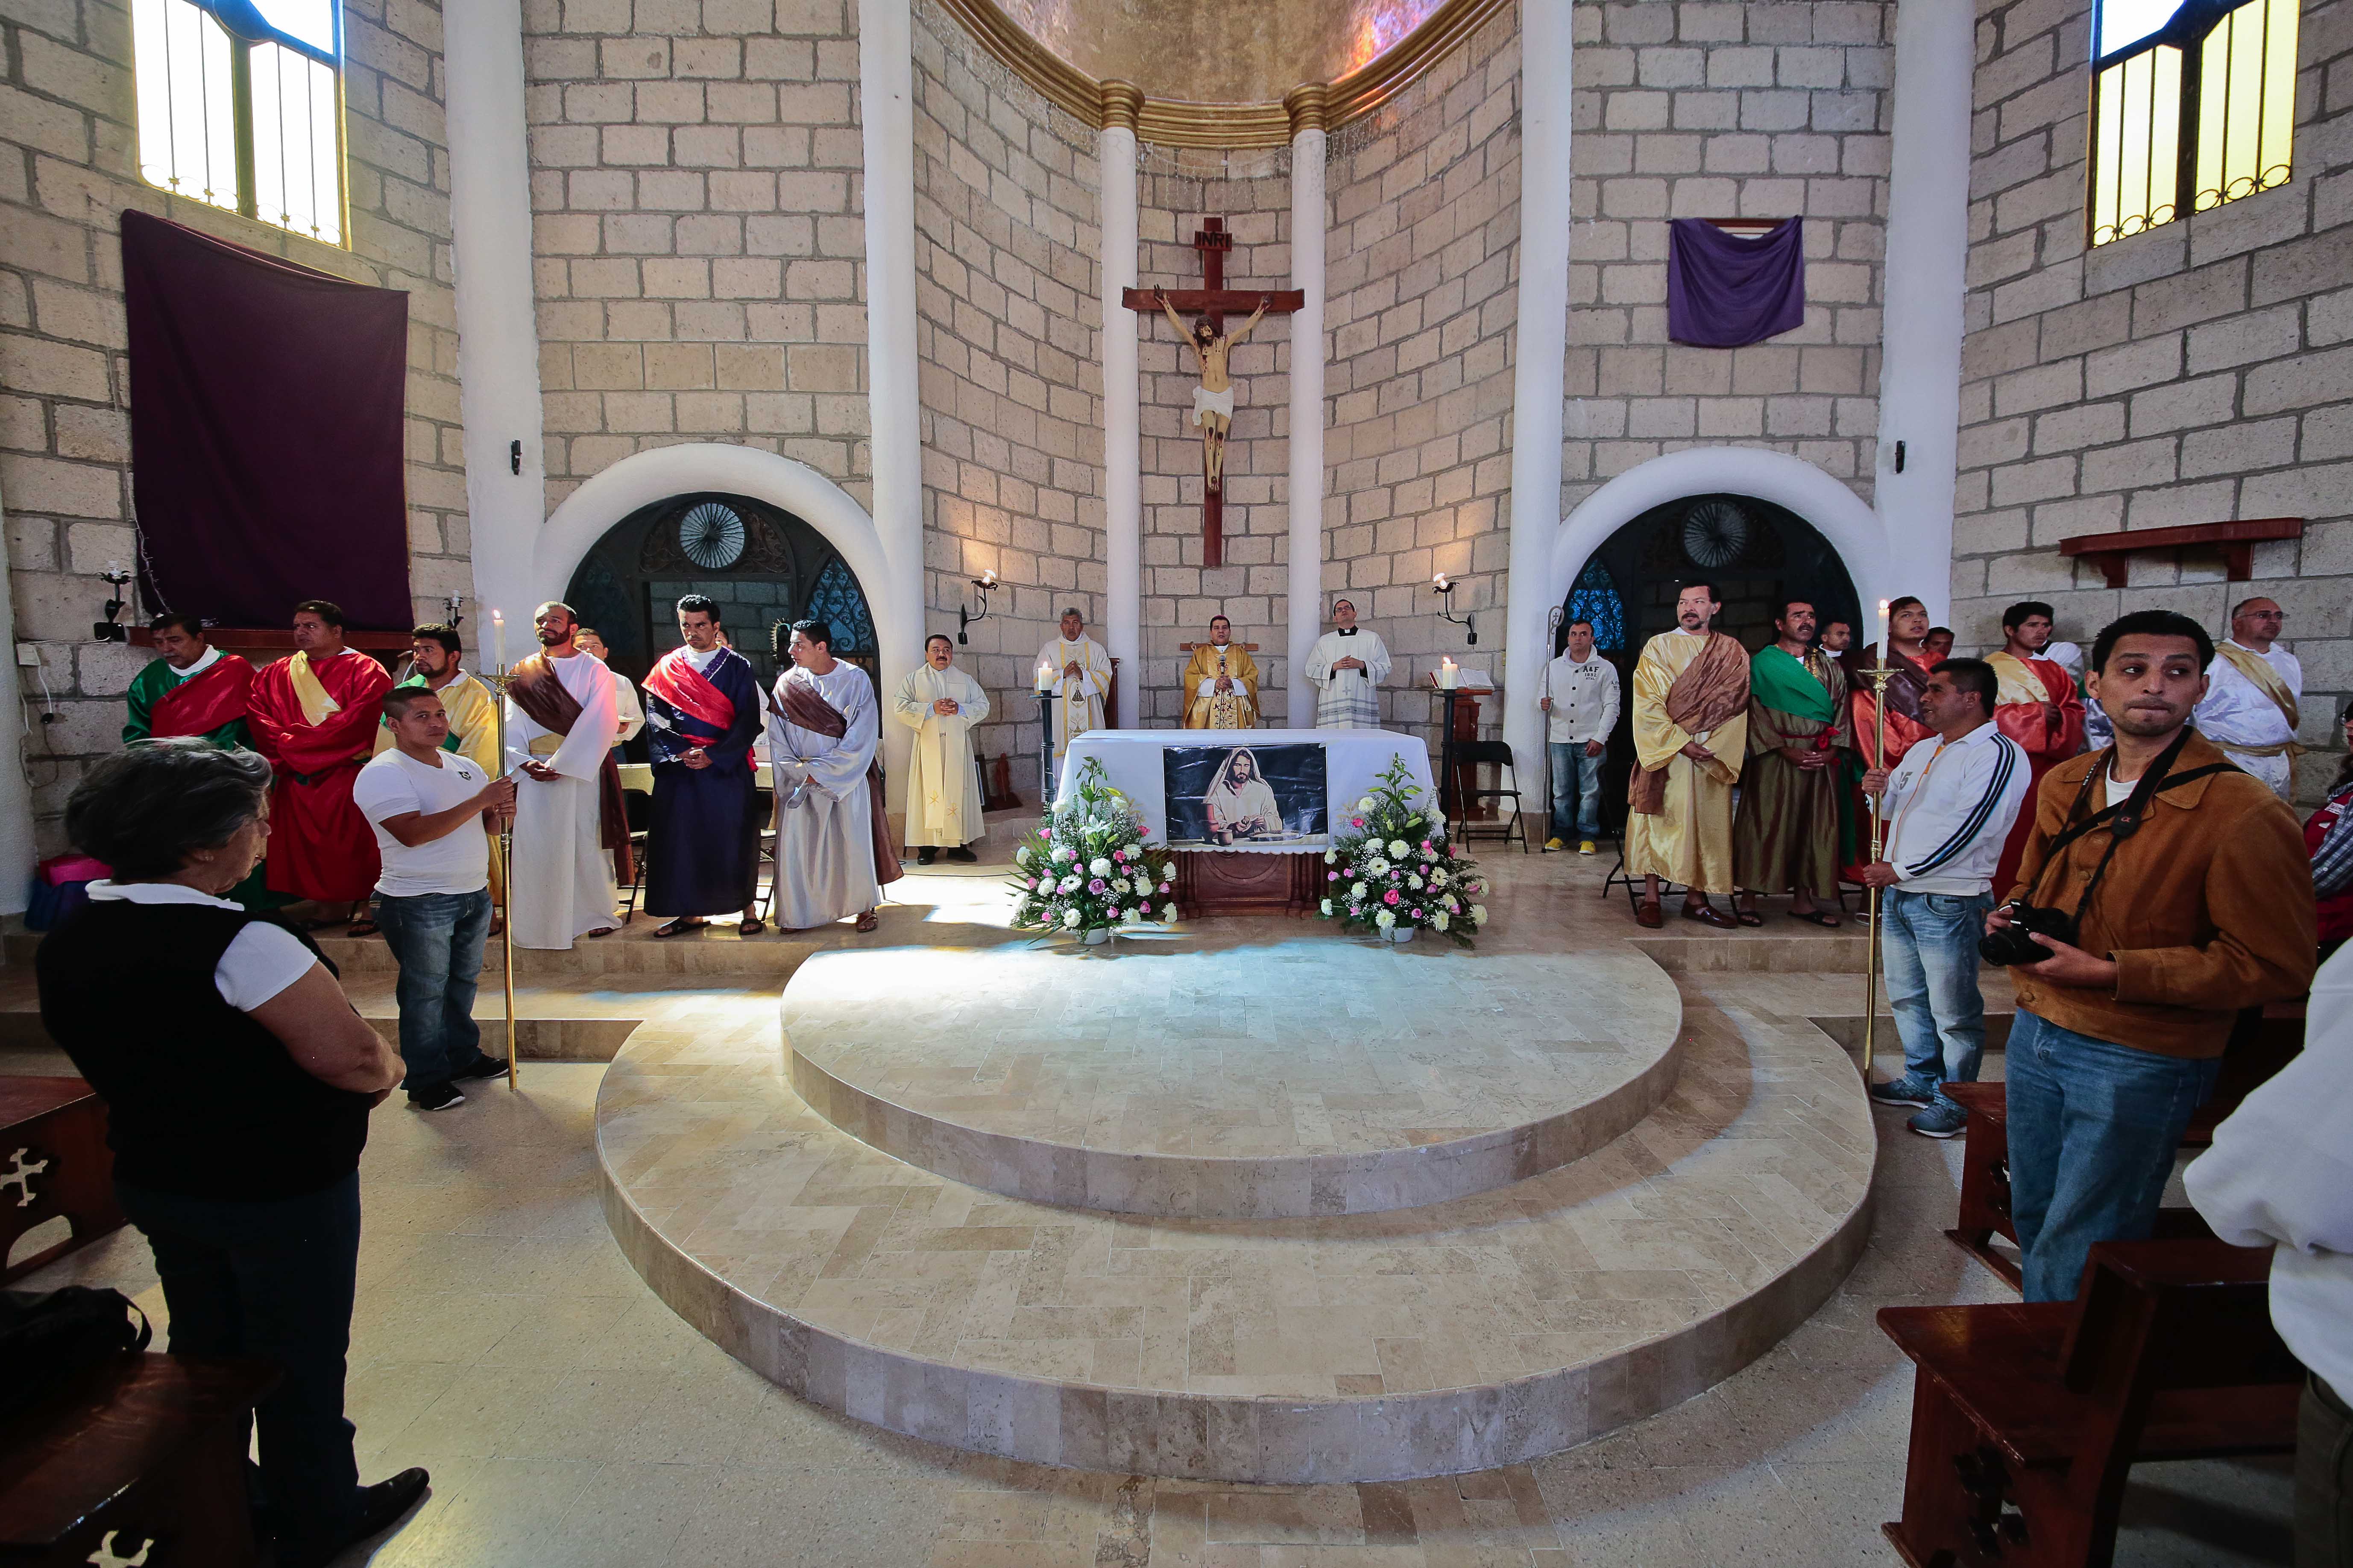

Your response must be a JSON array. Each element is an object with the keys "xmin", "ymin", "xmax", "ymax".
[
  {"xmin": 1734, "ymin": 599, "xmax": 1850, "ymax": 926},
  {"xmin": 122, "ymin": 612, "xmax": 280, "ymax": 909}
]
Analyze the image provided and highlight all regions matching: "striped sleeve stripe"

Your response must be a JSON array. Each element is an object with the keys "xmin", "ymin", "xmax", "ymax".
[{"xmin": 1902, "ymin": 738, "xmax": 2020, "ymax": 877}]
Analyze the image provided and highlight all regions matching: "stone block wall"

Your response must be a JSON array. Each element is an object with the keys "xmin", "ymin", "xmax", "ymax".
[
  {"xmin": 0, "ymin": 0, "xmax": 463, "ymax": 851},
  {"xmin": 1954, "ymin": 0, "xmax": 2353, "ymax": 799},
  {"xmin": 521, "ymin": 0, "xmax": 871, "ymax": 518},
  {"xmin": 1137, "ymin": 154, "xmax": 1294, "ymax": 727},
  {"xmin": 1322, "ymin": 4, "xmax": 1521, "ymax": 741},
  {"xmin": 911, "ymin": 2, "xmax": 1102, "ymax": 802},
  {"xmin": 1561, "ymin": 0, "xmax": 1892, "ymax": 513}
]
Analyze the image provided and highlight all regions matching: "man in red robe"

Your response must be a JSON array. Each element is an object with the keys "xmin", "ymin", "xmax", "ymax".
[
  {"xmin": 246, "ymin": 599, "xmax": 393, "ymax": 927},
  {"xmin": 1845, "ymin": 595, "xmax": 1938, "ymax": 877},
  {"xmin": 1986, "ymin": 599, "xmax": 2087, "ymax": 893}
]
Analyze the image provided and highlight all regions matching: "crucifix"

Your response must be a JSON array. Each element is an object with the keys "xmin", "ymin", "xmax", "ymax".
[{"xmin": 1122, "ymin": 217, "xmax": 1305, "ymax": 568}]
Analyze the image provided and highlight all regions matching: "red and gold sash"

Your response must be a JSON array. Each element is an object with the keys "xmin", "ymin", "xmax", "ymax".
[{"xmin": 152, "ymin": 656, "xmax": 252, "ymax": 738}]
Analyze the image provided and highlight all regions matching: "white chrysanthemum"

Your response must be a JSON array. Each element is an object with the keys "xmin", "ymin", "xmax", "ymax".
[
  {"xmin": 1014, "ymin": 844, "xmax": 1031, "ymax": 866},
  {"xmin": 1366, "ymin": 857, "xmax": 1389, "ymax": 877},
  {"xmin": 1061, "ymin": 907, "xmax": 1081, "ymax": 927},
  {"xmin": 1161, "ymin": 901, "xmax": 1178, "ymax": 922},
  {"xmin": 1431, "ymin": 911, "xmax": 1451, "ymax": 932},
  {"xmin": 1374, "ymin": 908, "xmax": 1396, "ymax": 928},
  {"xmin": 1319, "ymin": 898, "xmax": 1333, "ymax": 916},
  {"xmin": 1471, "ymin": 904, "xmax": 1489, "ymax": 926},
  {"xmin": 1387, "ymin": 839, "xmax": 1409, "ymax": 858},
  {"xmin": 1407, "ymin": 874, "xmax": 1424, "ymax": 891},
  {"xmin": 1160, "ymin": 863, "xmax": 1175, "ymax": 882},
  {"xmin": 1061, "ymin": 874, "xmax": 1081, "ymax": 894},
  {"xmin": 1088, "ymin": 857, "xmax": 1112, "ymax": 877},
  {"xmin": 1351, "ymin": 881, "xmax": 1368, "ymax": 900},
  {"xmin": 1357, "ymin": 796, "xmax": 1376, "ymax": 813},
  {"xmin": 1323, "ymin": 850, "xmax": 1336, "ymax": 864}
]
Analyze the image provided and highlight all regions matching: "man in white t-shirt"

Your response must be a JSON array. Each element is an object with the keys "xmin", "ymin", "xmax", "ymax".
[{"xmin": 353, "ymin": 687, "xmax": 516, "ymax": 1110}]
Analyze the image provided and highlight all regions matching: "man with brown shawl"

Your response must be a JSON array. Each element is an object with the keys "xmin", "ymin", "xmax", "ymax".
[
  {"xmin": 504, "ymin": 601, "xmax": 626, "ymax": 948},
  {"xmin": 1734, "ymin": 599, "xmax": 1850, "ymax": 927},
  {"xmin": 1626, "ymin": 581, "xmax": 1751, "ymax": 929},
  {"xmin": 765, "ymin": 618, "xmax": 903, "ymax": 933}
]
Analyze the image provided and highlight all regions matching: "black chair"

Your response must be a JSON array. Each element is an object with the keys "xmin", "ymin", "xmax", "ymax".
[
  {"xmin": 618, "ymin": 784, "xmax": 653, "ymax": 922},
  {"xmin": 1449, "ymin": 739, "xmax": 1530, "ymax": 854}
]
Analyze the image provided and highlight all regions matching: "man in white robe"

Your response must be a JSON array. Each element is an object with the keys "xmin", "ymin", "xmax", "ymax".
[
  {"xmin": 504, "ymin": 602, "xmax": 621, "ymax": 949},
  {"xmin": 894, "ymin": 634, "xmax": 991, "ymax": 865},
  {"xmin": 2192, "ymin": 596, "xmax": 2303, "ymax": 802},
  {"xmin": 1304, "ymin": 597, "xmax": 1392, "ymax": 730},
  {"xmin": 1037, "ymin": 609, "xmax": 1111, "ymax": 777},
  {"xmin": 768, "ymin": 618, "xmax": 901, "ymax": 932}
]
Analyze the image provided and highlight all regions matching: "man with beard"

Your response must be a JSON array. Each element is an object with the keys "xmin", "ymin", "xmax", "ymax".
[
  {"xmin": 1624, "ymin": 581, "xmax": 1750, "ymax": 929},
  {"xmin": 1985, "ymin": 600, "xmax": 2086, "ymax": 892},
  {"xmin": 767, "ymin": 620, "xmax": 901, "ymax": 932},
  {"xmin": 503, "ymin": 602, "xmax": 624, "ymax": 949},
  {"xmin": 642, "ymin": 596, "xmax": 765, "ymax": 937}
]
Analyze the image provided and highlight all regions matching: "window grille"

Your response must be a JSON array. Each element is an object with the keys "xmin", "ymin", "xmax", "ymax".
[{"xmin": 1567, "ymin": 559, "xmax": 1626, "ymax": 654}]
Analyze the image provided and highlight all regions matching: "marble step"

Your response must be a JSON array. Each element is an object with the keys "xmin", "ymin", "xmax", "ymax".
[
  {"xmin": 782, "ymin": 938, "xmax": 1687, "ymax": 1220},
  {"xmin": 595, "ymin": 978, "xmax": 1872, "ymax": 1483}
]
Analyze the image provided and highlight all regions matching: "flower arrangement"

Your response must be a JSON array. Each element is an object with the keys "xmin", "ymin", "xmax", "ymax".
[
  {"xmin": 1319, "ymin": 756, "xmax": 1487, "ymax": 946},
  {"xmin": 1010, "ymin": 756, "xmax": 1178, "ymax": 943}
]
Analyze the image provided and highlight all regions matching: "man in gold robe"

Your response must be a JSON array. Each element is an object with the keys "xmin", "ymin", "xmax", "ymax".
[
  {"xmin": 1181, "ymin": 616, "xmax": 1260, "ymax": 730},
  {"xmin": 1625, "ymin": 581, "xmax": 1751, "ymax": 929},
  {"xmin": 893, "ymin": 634, "xmax": 991, "ymax": 864}
]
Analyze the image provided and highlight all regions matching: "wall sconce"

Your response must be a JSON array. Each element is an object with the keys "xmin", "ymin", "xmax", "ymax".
[
  {"xmin": 958, "ymin": 569, "xmax": 999, "ymax": 645},
  {"xmin": 444, "ymin": 593, "xmax": 465, "ymax": 629},
  {"xmin": 1432, "ymin": 572, "xmax": 1476, "ymax": 646},
  {"xmin": 93, "ymin": 561, "xmax": 133, "ymax": 643}
]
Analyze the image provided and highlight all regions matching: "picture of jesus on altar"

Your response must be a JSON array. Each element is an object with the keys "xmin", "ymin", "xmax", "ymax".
[{"xmin": 1162, "ymin": 742, "xmax": 1327, "ymax": 849}]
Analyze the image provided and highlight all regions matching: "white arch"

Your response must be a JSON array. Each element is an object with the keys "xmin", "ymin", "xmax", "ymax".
[
  {"xmin": 528, "ymin": 443, "xmax": 917, "ymax": 813},
  {"xmin": 1503, "ymin": 446, "xmax": 1890, "ymax": 775}
]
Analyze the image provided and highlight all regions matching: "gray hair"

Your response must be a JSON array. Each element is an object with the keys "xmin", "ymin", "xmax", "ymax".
[{"xmin": 65, "ymin": 739, "xmax": 273, "ymax": 881}]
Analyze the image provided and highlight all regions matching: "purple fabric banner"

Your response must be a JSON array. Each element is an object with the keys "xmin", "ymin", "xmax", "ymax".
[
  {"xmin": 122, "ymin": 210, "xmax": 413, "ymax": 631},
  {"xmin": 1666, "ymin": 216, "xmax": 1805, "ymax": 348}
]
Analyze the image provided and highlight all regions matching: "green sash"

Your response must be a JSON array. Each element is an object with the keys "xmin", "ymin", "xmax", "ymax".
[
  {"xmin": 386, "ymin": 670, "xmax": 462, "ymax": 754},
  {"xmin": 1748, "ymin": 645, "xmax": 1837, "ymax": 723}
]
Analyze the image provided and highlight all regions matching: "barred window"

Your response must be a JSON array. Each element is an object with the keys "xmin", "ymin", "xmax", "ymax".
[
  {"xmin": 1567, "ymin": 559, "xmax": 1626, "ymax": 654},
  {"xmin": 2089, "ymin": 0, "xmax": 2298, "ymax": 247},
  {"xmin": 132, "ymin": 0, "xmax": 346, "ymax": 246}
]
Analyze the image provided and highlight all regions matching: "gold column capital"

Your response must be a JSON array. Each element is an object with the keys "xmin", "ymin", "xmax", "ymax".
[
  {"xmin": 1097, "ymin": 80, "xmax": 1145, "ymax": 134},
  {"xmin": 1283, "ymin": 82, "xmax": 1331, "ymax": 138}
]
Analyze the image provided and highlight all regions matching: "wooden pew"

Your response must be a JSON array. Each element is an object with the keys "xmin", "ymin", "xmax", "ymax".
[
  {"xmin": 1879, "ymin": 1238, "xmax": 2302, "ymax": 1568},
  {"xmin": 1944, "ymin": 1001, "xmax": 2303, "ymax": 1289},
  {"xmin": 0, "ymin": 1078, "xmax": 125, "ymax": 1286}
]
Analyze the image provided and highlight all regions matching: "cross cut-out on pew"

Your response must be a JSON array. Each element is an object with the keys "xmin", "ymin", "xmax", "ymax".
[{"xmin": 1123, "ymin": 217, "xmax": 1305, "ymax": 568}]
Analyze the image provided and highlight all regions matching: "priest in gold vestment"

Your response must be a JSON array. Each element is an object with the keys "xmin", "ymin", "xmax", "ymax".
[
  {"xmin": 1625, "ymin": 582, "xmax": 1751, "ymax": 929},
  {"xmin": 1181, "ymin": 616, "xmax": 1260, "ymax": 730}
]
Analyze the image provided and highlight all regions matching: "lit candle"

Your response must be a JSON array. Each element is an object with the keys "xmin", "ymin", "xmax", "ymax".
[
  {"xmin": 1036, "ymin": 659, "xmax": 1053, "ymax": 693},
  {"xmin": 1876, "ymin": 597, "xmax": 1890, "ymax": 657},
  {"xmin": 492, "ymin": 608, "xmax": 507, "ymax": 672},
  {"xmin": 1439, "ymin": 657, "xmax": 1458, "ymax": 690}
]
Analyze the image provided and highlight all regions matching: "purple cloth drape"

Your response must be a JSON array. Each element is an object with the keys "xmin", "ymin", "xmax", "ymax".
[
  {"xmin": 122, "ymin": 211, "xmax": 413, "ymax": 630},
  {"xmin": 1666, "ymin": 217, "xmax": 1805, "ymax": 348}
]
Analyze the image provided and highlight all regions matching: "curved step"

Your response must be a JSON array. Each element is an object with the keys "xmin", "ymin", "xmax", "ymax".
[
  {"xmin": 781, "ymin": 940, "xmax": 1685, "ymax": 1219},
  {"xmin": 596, "ymin": 979, "xmax": 1872, "ymax": 1483}
]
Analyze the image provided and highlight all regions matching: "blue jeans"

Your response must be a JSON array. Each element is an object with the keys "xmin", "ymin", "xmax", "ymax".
[
  {"xmin": 2004, "ymin": 1007, "xmax": 2220, "ymax": 1302},
  {"xmin": 1548, "ymin": 741, "xmax": 1603, "ymax": 840},
  {"xmin": 374, "ymin": 887, "xmax": 491, "ymax": 1091},
  {"xmin": 1881, "ymin": 889, "xmax": 1991, "ymax": 1106},
  {"xmin": 116, "ymin": 1173, "xmax": 364, "ymax": 1556}
]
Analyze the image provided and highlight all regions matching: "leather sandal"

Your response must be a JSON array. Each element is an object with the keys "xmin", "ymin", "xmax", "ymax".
[
  {"xmin": 854, "ymin": 910, "xmax": 879, "ymax": 933},
  {"xmin": 654, "ymin": 917, "xmax": 706, "ymax": 938},
  {"xmin": 1790, "ymin": 908, "xmax": 1842, "ymax": 927},
  {"xmin": 1682, "ymin": 902, "xmax": 1738, "ymax": 930},
  {"xmin": 738, "ymin": 916, "xmax": 765, "ymax": 936},
  {"xmin": 1633, "ymin": 901, "xmax": 1664, "ymax": 929}
]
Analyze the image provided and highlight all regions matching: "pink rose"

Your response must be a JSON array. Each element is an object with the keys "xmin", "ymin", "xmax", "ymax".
[
  {"xmin": 1327, "ymin": 870, "xmax": 1339, "ymax": 881},
  {"xmin": 1088, "ymin": 878, "xmax": 1107, "ymax": 894},
  {"xmin": 1383, "ymin": 889, "xmax": 1400, "ymax": 906},
  {"xmin": 1351, "ymin": 816, "xmax": 1365, "ymax": 828},
  {"xmin": 1112, "ymin": 848, "xmax": 1127, "ymax": 862},
  {"xmin": 1158, "ymin": 881, "xmax": 1171, "ymax": 893}
]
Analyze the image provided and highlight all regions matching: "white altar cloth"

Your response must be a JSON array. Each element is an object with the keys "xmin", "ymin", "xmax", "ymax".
[{"xmin": 1056, "ymin": 729, "xmax": 1437, "ymax": 853}]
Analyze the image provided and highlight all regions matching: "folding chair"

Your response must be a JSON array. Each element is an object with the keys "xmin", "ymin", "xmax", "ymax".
[
  {"xmin": 616, "ymin": 775, "xmax": 654, "ymax": 923},
  {"xmin": 1450, "ymin": 740, "xmax": 1530, "ymax": 854}
]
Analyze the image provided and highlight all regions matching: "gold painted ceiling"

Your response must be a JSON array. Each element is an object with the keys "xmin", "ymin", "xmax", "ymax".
[{"xmin": 992, "ymin": 0, "xmax": 1445, "ymax": 105}]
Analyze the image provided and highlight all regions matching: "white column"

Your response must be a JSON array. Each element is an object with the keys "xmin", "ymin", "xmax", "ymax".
[
  {"xmin": 859, "ymin": 0, "xmax": 923, "ymax": 802},
  {"xmin": 0, "ymin": 477, "xmax": 35, "ymax": 913},
  {"xmin": 1874, "ymin": 0, "xmax": 1975, "ymax": 624},
  {"xmin": 1099, "ymin": 85, "xmax": 1143, "ymax": 730},
  {"xmin": 1283, "ymin": 86, "xmax": 1330, "ymax": 728},
  {"xmin": 1502, "ymin": 0, "xmax": 1573, "ymax": 785},
  {"xmin": 443, "ymin": 0, "xmax": 545, "ymax": 640}
]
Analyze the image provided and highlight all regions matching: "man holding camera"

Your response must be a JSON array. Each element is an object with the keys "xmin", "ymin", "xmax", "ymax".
[
  {"xmin": 1858, "ymin": 658, "xmax": 2032, "ymax": 1138},
  {"xmin": 1990, "ymin": 609, "xmax": 2315, "ymax": 1302}
]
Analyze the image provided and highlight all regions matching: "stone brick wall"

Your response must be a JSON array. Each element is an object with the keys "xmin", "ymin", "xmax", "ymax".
[
  {"xmin": 0, "ymin": 0, "xmax": 463, "ymax": 850},
  {"xmin": 911, "ymin": 1, "xmax": 1101, "ymax": 801},
  {"xmin": 1322, "ymin": 5, "xmax": 1521, "ymax": 741},
  {"xmin": 1562, "ymin": 0, "xmax": 1892, "ymax": 512},
  {"xmin": 1138, "ymin": 153, "xmax": 1294, "ymax": 727},
  {"xmin": 522, "ymin": 0, "xmax": 870, "ymax": 517},
  {"xmin": 1954, "ymin": 0, "xmax": 2353, "ymax": 799}
]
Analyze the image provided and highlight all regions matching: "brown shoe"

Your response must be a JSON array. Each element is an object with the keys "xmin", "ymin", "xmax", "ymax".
[
  {"xmin": 1682, "ymin": 901, "xmax": 1738, "ymax": 930},
  {"xmin": 1634, "ymin": 901, "xmax": 1664, "ymax": 929}
]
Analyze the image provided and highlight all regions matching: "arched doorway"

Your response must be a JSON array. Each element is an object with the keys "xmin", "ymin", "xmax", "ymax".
[
  {"xmin": 562, "ymin": 490, "xmax": 879, "ymax": 721},
  {"xmin": 1557, "ymin": 491, "xmax": 1861, "ymax": 830}
]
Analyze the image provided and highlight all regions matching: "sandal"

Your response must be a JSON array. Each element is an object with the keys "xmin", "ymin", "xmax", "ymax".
[
  {"xmin": 738, "ymin": 916, "xmax": 766, "ymax": 936},
  {"xmin": 654, "ymin": 918, "xmax": 707, "ymax": 939},
  {"xmin": 584, "ymin": 925, "xmax": 617, "ymax": 939},
  {"xmin": 1732, "ymin": 907, "xmax": 1764, "ymax": 927},
  {"xmin": 346, "ymin": 919, "xmax": 381, "ymax": 938},
  {"xmin": 854, "ymin": 910, "xmax": 879, "ymax": 933},
  {"xmin": 1790, "ymin": 909, "xmax": 1843, "ymax": 927}
]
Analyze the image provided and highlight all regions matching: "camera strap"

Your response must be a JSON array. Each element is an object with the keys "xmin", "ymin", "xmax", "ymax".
[{"xmin": 2020, "ymin": 727, "xmax": 2237, "ymax": 921}]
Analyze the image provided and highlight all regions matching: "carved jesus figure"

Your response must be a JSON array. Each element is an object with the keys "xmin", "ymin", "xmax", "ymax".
[{"xmin": 1156, "ymin": 287, "xmax": 1270, "ymax": 492}]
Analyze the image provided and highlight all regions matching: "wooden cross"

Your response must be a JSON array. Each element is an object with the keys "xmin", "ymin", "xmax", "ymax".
[{"xmin": 1122, "ymin": 217, "xmax": 1305, "ymax": 569}]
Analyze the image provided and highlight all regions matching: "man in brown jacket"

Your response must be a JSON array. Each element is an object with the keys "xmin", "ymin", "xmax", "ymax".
[{"xmin": 1990, "ymin": 608, "xmax": 2315, "ymax": 1302}]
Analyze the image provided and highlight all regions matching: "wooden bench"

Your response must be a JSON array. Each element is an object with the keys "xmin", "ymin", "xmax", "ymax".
[
  {"xmin": 1944, "ymin": 1003, "xmax": 2303, "ymax": 1289},
  {"xmin": 0, "ymin": 1353, "xmax": 279, "ymax": 1567},
  {"xmin": 1879, "ymin": 1238, "xmax": 2303, "ymax": 1568},
  {"xmin": 0, "ymin": 1078, "xmax": 125, "ymax": 1286}
]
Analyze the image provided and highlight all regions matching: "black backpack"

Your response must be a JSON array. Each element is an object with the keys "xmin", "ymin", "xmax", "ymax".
[{"xmin": 0, "ymin": 1286, "xmax": 151, "ymax": 1422}]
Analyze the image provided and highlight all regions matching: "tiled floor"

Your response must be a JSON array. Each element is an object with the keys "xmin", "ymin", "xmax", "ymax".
[{"xmin": 4, "ymin": 846, "xmax": 2289, "ymax": 1565}]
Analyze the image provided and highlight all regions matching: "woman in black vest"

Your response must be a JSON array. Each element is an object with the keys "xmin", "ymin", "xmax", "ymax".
[{"xmin": 36, "ymin": 740, "xmax": 426, "ymax": 1567}]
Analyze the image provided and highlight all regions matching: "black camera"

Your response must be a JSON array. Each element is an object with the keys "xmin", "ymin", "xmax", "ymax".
[{"xmin": 1978, "ymin": 901, "xmax": 2077, "ymax": 966}]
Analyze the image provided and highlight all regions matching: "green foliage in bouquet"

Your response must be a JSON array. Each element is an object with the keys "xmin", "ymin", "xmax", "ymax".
[
  {"xmin": 1317, "ymin": 756, "xmax": 1487, "ymax": 946},
  {"xmin": 1009, "ymin": 757, "xmax": 1179, "ymax": 941}
]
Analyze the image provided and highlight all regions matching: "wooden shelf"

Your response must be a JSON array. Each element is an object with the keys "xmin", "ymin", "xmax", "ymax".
[
  {"xmin": 2059, "ymin": 518, "xmax": 2303, "ymax": 588},
  {"xmin": 127, "ymin": 626, "xmax": 415, "ymax": 653}
]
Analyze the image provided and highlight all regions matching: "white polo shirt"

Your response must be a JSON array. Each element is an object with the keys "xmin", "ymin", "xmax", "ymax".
[
  {"xmin": 1878, "ymin": 720, "xmax": 2032, "ymax": 896},
  {"xmin": 353, "ymin": 749, "xmax": 492, "ymax": 898}
]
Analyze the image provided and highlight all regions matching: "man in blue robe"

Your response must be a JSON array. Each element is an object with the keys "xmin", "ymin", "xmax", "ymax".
[{"xmin": 642, "ymin": 594, "xmax": 766, "ymax": 936}]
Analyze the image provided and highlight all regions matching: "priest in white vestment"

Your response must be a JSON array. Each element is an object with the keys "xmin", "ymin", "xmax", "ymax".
[
  {"xmin": 2193, "ymin": 596, "xmax": 2303, "ymax": 802},
  {"xmin": 1304, "ymin": 597, "xmax": 1392, "ymax": 729},
  {"xmin": 768, "ymin": 619, "xmax": 902, "ymax": 932},
  {"xmin": 1037, "ymin": 608, "xmax": 1111, "ymax": 772},
  {"xmin": 893, "ymin": 634, "xmax": 991, "ymax": 864},
  {"xmin": 504, "ymin": 603, "xmax": 621, "ymax": 949},
  {"xmin": 577, "ymin": 628, "xmax": 645, "ymax": 753}
]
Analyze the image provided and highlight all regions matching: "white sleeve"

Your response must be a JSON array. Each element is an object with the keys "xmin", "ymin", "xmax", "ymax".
[
  {"xmin": 1304, "ymin": 637, "xmax": 1332, "ymax": 687},
  {"xmin": 2187, "ymin": 953, "xmax": 2353, "ymax": 1254},
  {"xmin": 546, "ymin": 661, "xmax": 618, "ymax": 781},
  {"xmin": 215, "ymin": 924, "xmax": 327, "ymax": 1012},
  {"xmin": 1599, "ymin": 663, "xmax": 1621, "ymax": 735},
  {"xmin": 350, "ymin": 760, "xmax": 420, "ymax": 826},
  {"xmin": 1363, "ymin": 635, "xmax": 1392, "ymax": 683},
  {"xmin": 958, "ymin": 673, "xmax": 989, "ymax": 725}
]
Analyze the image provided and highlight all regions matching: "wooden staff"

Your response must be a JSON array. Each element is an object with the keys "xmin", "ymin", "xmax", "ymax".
[{"xmin": 490, "ymin": 611, "xmax": 518, "ymax": 1090}]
